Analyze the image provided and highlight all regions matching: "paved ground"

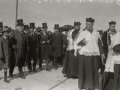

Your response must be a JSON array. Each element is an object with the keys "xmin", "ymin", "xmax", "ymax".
[{"xmin": 0, "ymin": 62, "xmax": 79, "ymax": 90}]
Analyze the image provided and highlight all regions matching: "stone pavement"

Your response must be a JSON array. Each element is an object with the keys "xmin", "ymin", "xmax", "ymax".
[{"xmin": 0, "ymin": 63, "xmax": 79, "ymax": 90}]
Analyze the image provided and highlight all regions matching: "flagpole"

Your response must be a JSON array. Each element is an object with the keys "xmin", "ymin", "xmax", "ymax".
[{"xmin": 15, "ymin": 0, "xmax": 18, "ymax": 30}]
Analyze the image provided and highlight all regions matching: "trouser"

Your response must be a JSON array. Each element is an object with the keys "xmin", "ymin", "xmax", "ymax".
[
  {"xmin": 53, "ymin": 57, "xmax": 60, "ymax": 68},
  {"xmin": 9, "ymin": 58, "xmax": 25, "ymax": 74},
  {"xmin": 28, "ymin": 57, "xmax": 37, "ymax": 70},
  {"xmin": 39, "ymin": 59, "xmax": 42, "ymax": 69}
]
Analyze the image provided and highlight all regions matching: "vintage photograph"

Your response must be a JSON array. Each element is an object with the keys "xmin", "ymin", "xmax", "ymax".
[{"xmin": 0, "ymin": 0, "xmax": 120, "ymax": 90}]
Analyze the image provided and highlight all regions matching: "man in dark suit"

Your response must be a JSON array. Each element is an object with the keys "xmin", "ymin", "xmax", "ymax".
[
  {"xmin": 9, "ymin": 19, "xmax": 27, "ymax": 79},
  {"xmin": 101, "ymin": 21, "xmax": 117, "ymax": 73},
  {"xmin": 51, "ymin": 24, "xmax": 62, "ymax": 70},
  {"xmin": 27, "ymin": 23, "xmax": 38, "ymax": 73},
  {"xmin": 40, "ymin": 23, "xmax": 50, "ymax": 71},
  {"xmin": 0, "ymin": 22, "xmax": 3, "ymax": 37}
]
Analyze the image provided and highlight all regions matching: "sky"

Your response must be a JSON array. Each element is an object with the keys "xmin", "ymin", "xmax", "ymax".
[{"xmin": 0, "ymin": 0, "xmax": 120, "ymax": 32}]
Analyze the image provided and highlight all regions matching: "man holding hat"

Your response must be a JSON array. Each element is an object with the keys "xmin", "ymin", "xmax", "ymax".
[
  {"xmin": 9, "ymin": 19, "xmax": 27, "ymax": 79},
  {"xmin": 0, "ymin": 26, "xmax": 11, "ymax": 83},
  {"xmin": 27, "ymin": 23, "xmax": 38, "ymax": 73},
  {"xmin": 74, "ymin": 18, "xmax": 105, "ymax": 90},
  {"xmin": 40, "ymin": 23, "xmax": 50, "ymax": 71},
  {"xmin": 50, "ymin": 24, "xmax": 62, "ymax": 70}
]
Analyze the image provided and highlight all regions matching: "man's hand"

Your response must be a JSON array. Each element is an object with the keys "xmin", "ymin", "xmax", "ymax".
[
  {"xmin": 47, "ymin": 40, "xmax": 49, "ymax": 43},
  {"xmin": 1, "ymin": 58, "xmax": 6, "ymax": 63},
  {"xmin": 12, "ymin": 45, "xmax": 17, "ymax": 50},
  {"xmin": 101, "ymin": 54, "xmax": 105, "ymax": 65},
  {"xmin": 82, "ymin": 39, "xmax": 87, "ymax": 45},
  {"xmin": 42, "ymin": 41, "xmax": 45, "ymax": 44}
]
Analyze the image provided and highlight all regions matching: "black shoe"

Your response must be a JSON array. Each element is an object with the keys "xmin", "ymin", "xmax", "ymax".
[
  {"xmin": 33, "ymin": 69, "xmax": 37, "ymax": 73},
  {"xmin": 46, "ymin": 68, "xmax": 50, "ymax": 71},
  {"xmin": 4, "ymin": 79, "xmax": 10, "ymax": 83},
  {"xmin": 9, "ymin": 73, "xmax": 13, "ymax": 77},
  {"xmin": 54, "ymin": 67, "xmax": 58, "ymax": 70},
  {"xmin": 29, "ymin": 69, "xmax": 32, "ymax": 73},
  {"xmin": 19, "ymin": 72, "xmax": 25, "ymax": 79},
  {"xmin": 39, "ymin": 68, "xmax": 42, "ymax": 70}
]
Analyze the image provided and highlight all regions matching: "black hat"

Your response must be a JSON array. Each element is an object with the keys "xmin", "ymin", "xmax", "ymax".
[
  {"xmin": 54, "ymin": 24, "xmax": 59, "ymax": 29},
  {"xmin": 42, "ymin": 23, "xmax": 48, "ymax": 28},
  {"xmin": 24, "ymin": 25, "xmax": 29, "ymax": 30},
  {"xmin": 74, "ymin": 21, "xmax": 81, "ymax": 26},
  {"xmin": 17, "ymin": 19, "xmax": 24, "ymax": 26},
  {"xmin": 36, "ymin": 27, "xmax": 41, "ymax": 32},
  {"xmin": 86, "ymin": 17, "xmax": 95, "ymax": 23},
  {"xmin": 0, "ymin": 22, "xmax": 3, "ymax": 29},
  {"xmin": 109, "ymin": 21, "xmax": 116, "ymax": 25},
  {"xmin": 30, "ymin": 23, "xmax": 35, "ymax": 28},
  {"xmin": 2, "ymin": 26, "xmax": 11, "ymax": 33}
]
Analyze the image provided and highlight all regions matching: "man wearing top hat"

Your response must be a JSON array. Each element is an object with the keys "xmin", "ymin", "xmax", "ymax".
[
  {"xmin": 40, "ymin": 23, "xmax": 50, "ymax": 71},
  {"xmin": 101, "ymin": 21, "xmax": 117, "ymax": 74},
  {"xmin": 50, "ymin": 24, "xmax": 62, "ymax": 70},
  {"xmin": 0, "ymin": 22, "xmax": 3, "ymax": 37},
  {"xmin": 74, "ymin": 18, "xmax": 105, "ymax": 90},
  {"xmin": 0, "ymin": 26, "xmax": 11, "ymax": 83},
  {"xmin": 27, "ymin": 23, "xmax": 38, "ymax": 73},
  {"xmin": 24, "ymin": 25, "xmax": 29, "ymax": 34},
  {"xmin": 9, "ymin": 19, "xmax": 27, "ymax": 78}
]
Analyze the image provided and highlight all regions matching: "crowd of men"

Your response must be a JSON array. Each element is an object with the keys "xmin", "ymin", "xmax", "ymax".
[
  {"xmin": 0, "ymin": 17, "xmax": 120, "ymax": 90},
  {"xmin": 0, "ymin": 19, "xmax": 68, "ymax": 83}
]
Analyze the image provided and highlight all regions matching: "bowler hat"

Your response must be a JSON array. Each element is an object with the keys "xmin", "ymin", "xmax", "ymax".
[{"xmin": 86, "ymin": 17, "xmax": 95, "ymax": 23}]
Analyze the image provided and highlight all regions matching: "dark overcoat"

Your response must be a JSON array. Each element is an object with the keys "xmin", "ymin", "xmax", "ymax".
[
  {"xmin": 51, "ymin": 33, "xmax": 62, "ymax": 57},
  {"xmin": 40, "ymin": 32, "xmax": 50, "ymax": 59},
  {"xmin": 9, "ymin": 30, "xmax": 27, "ymax": 66},
  {"xmin": 0, "ymin": 36, "xmax": 10, "ymax": 69}
]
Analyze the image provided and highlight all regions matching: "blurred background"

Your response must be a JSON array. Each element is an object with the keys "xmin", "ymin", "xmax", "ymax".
[{"xmin": 0, "ymin": 0, "xmax": 120, "ymax": 32}]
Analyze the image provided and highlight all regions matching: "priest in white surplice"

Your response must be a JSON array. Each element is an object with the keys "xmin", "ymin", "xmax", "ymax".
[{"xmin": 74, "ymin": 17, "xmax": 105, "ymax": 90}]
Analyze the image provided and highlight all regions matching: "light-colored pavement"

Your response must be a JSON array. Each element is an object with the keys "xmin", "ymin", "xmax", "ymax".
[{"xmin": 0, "ymin": 64, "xmax": 79, "ymax": 90}]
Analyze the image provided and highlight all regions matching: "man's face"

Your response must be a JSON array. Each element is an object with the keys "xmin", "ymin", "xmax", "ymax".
[
  {"xmin": 30, "ymin": 28, "xmax": 34, "ymax": 32},
  {"xmin": 42, "ymin": 28, "xmax": 47, "ymax": 32},
  {"xmin": 109, "ymin": 24, "xmax": 115, "ymax": 32},
  {"xmin": 74, "ymin": 25, "xmax": 80, "ymax": 30},
  {"xmin": 4, "ymin": 32, "xmax": 9, "ymax": 37},
  {"xmin": 86, "ymin": 22, "xmax": 93, "ymax": 31},
  {"xmin": 18, "ymin": 26, "xmax": 23, "ymax": 31},
  {"xmin": 54, "ymin": 29, "xmax": 59, "ymax": 33}
]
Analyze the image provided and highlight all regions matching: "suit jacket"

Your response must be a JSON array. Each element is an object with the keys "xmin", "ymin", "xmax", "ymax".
[
  {"xmin": 9, "ymin": 30, "xmax": 27, "ymax": 66},
  {"xmin": 27, "ymin": 32, "xmax": 38, "ymax": 57},
  {"xmin": 40, "ymin": 32, "xmax": 50, "ymax": 59},
  {"xmin": 51, "ymin": 33, "xmax": 62, "ymax": 57}
]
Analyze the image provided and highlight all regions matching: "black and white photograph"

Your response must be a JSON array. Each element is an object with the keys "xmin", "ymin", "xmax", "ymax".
[{"xmin": 0, "ymin": 0, "xmax": 120, "ymax": 90}]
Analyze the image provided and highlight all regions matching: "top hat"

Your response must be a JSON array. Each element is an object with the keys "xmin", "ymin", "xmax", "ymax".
[
  {"xmin": 54, "ymin": 24, "xmax": 59, "ymax": 29},
  {"xmin": 74, "ymin": 21, "xmax": 81, "ymax": 26},
  {"xmin": 30, "ymin": 23, "xmax": 35, "ymax": 28},
  {"xmin": 86, "ymin": 17, "xmax": 95, "ymax": 23},
  {"xmin": 109, "ymin": 21, "xmax": 116, "ymax": 25},
  {"xmin": 17, "ymin": 19, "xmax": 24, "ymax": 26},
  {"xmin": 24, "ymin": 25, "xmax": 29, "ymax": 30},
  {"xmin": 42, "ymin": 23, "xmax": 48, "ymax": 28},
  {"xmin": 36, "ymin": 27, "xmax": 41, "ymax": 32},
  {"xmin": 0, "ymin": 22, "xmax": 3, "ymax": 29}
]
